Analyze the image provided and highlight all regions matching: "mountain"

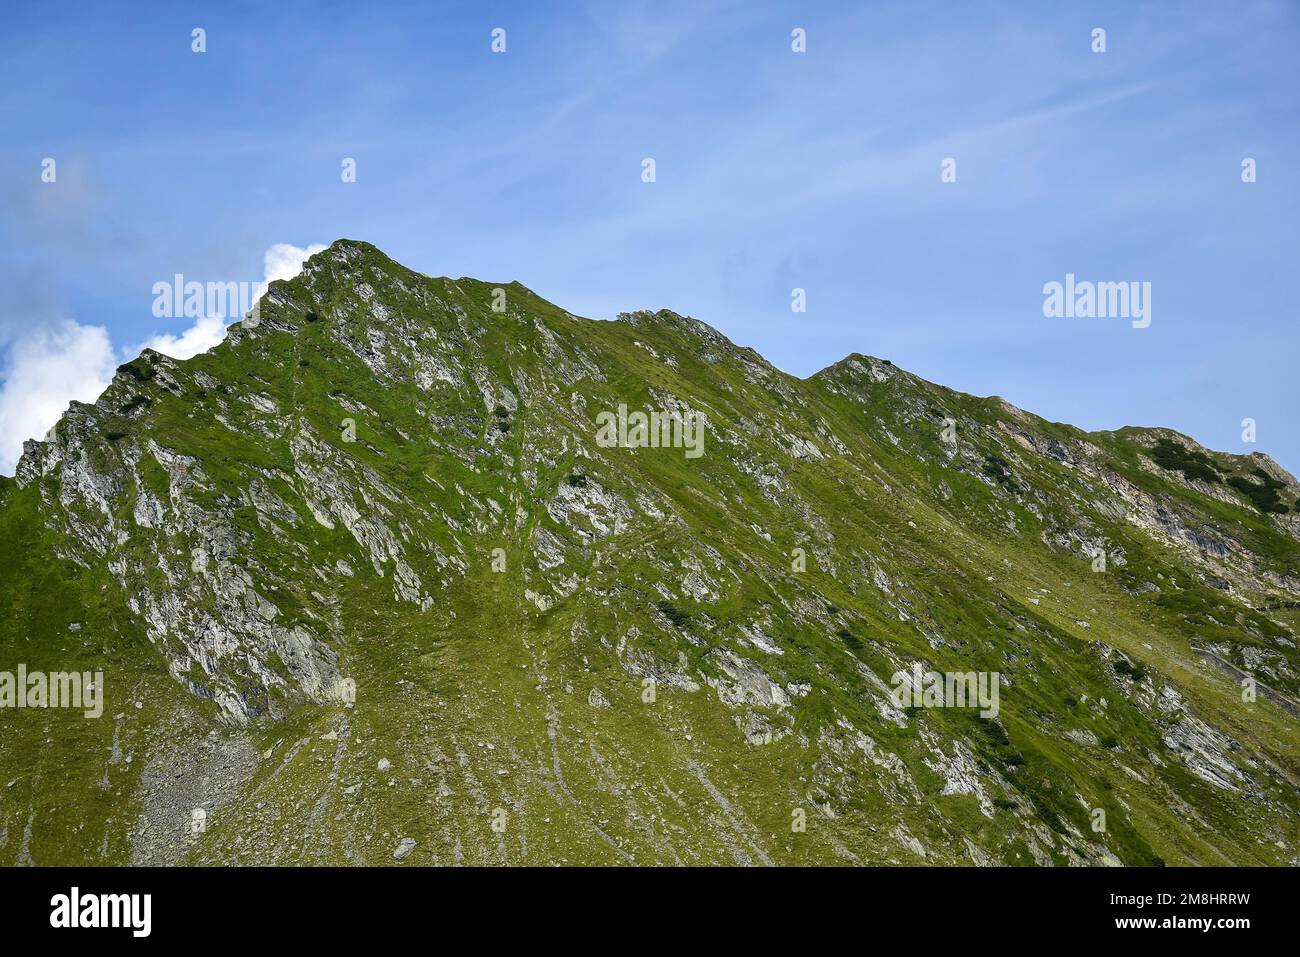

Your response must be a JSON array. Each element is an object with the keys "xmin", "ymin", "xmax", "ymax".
[{"xmin": 2, "ymin": 239, "xmax": 1298, "ymax": 866}]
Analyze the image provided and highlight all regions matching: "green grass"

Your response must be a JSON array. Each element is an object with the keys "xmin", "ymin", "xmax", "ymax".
[{"xmin": 2, "ymin": 239, "xmax": 1297, "ymax": 866}]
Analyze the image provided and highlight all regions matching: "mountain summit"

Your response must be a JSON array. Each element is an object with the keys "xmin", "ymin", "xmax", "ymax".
[{"xmin": 2, "ymin": 240, "xmax": 1298, "ymax": 865}]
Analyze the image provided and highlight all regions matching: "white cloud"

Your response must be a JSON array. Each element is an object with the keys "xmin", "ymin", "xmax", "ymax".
[
  {"xmin": 264, "ymin": 242, "xmax": 328, "ymax": 285},
  {"xmin": 0, "ymin": 242, "xmax": 328, "ymax": 474},
  {"xmin": 140, "ymin": 242, "xmax": 328, "ymax": 361},
  {"xmin": 139, "ymin": 313, "xmax": 228, "ymax": 361},
  {"xmin": 0, "ymin": 319, "xmax": 117, "ymax": 474}
]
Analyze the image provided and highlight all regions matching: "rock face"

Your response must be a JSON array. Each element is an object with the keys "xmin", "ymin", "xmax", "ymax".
[{"xmin": 2, "ymin": 239, "xmax": 1299, "ymax": 866}]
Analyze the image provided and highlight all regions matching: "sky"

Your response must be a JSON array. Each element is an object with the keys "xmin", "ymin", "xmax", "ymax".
[{"xmin": 1, "ymin": 0, "xmax": 1297, "ymax": 474}]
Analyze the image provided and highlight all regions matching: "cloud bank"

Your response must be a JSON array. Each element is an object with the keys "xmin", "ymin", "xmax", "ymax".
[
  {"xmin": 0, "ymin": 320, "xmax": 117, "ymax": 473},
  {"xmin": 264, "ymin": 242, "xmax": 327, "ymax": 286},
  {"xmin": 0, "ymin": 242, "xmax": 325, "ymax": 474}
]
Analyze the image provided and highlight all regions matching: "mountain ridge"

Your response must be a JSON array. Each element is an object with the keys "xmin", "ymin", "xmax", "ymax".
[
  {"xmin": 286, "ymin": 240, "xmax": 1294, "ymax": 476},
  {"xmin": 2, "ymin": 238, "xmax": 1298, "ymax": 866},
  {"xmin": 14, "ymin": 236, "xmax": 1272, "ymax": 482}
]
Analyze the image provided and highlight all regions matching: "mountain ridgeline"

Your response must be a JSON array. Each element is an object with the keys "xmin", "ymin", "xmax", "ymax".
[{"xmin": 2, "ymin": 239, "xmax": 1298, "ymax": 866}]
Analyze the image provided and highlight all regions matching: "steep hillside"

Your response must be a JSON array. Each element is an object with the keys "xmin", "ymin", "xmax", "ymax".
[{"xmin": 2, "ymin": 240, "xmax": 1298, "ymax": 865}]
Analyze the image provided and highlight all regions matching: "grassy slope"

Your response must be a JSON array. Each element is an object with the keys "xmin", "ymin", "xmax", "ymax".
[{"xmin": 2, "ymin": 241, "xmax": 1297, "ymax": 865}]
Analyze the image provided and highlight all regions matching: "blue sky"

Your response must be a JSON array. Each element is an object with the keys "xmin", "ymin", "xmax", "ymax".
[{"xmin": 1, "ymin": 0, "xmax": 1297, "ymax": 473}]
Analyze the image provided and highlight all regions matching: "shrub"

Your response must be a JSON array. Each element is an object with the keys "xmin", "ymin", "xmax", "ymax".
[
  {"xmin": 1227, "ymin": 471, "xmax": 1289, "ymax": 514},
  {"xmin": 1149, "ymin": 438, "xmax": 1220, "ymax": 483},
  {"xmin": 656, "ymin": 600, "xmax": 690, "ymax": 627},
  {"xmin": 117, "ymin": 361, "xmax": 155, "ymax": 382},
  {"xmin": 982, "ymin": 453, "xmax": 1020, "ymax": 493},
  {"xmin": 1040, "ymin": 805, "xmax": 1067, "ymax": 834},
  {"xmin": 1113, "ymin": 659, "xmax": 1148, "ymax": 682},
  {"xmin": 978, "ymin": 716, "xmax": 1010, "ymax": 746}
]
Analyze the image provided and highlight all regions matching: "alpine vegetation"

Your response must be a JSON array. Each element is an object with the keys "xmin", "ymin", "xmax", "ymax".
[{"xmin": 1, "ymin": 241, "xmax": 1298, "ymax": 868}]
